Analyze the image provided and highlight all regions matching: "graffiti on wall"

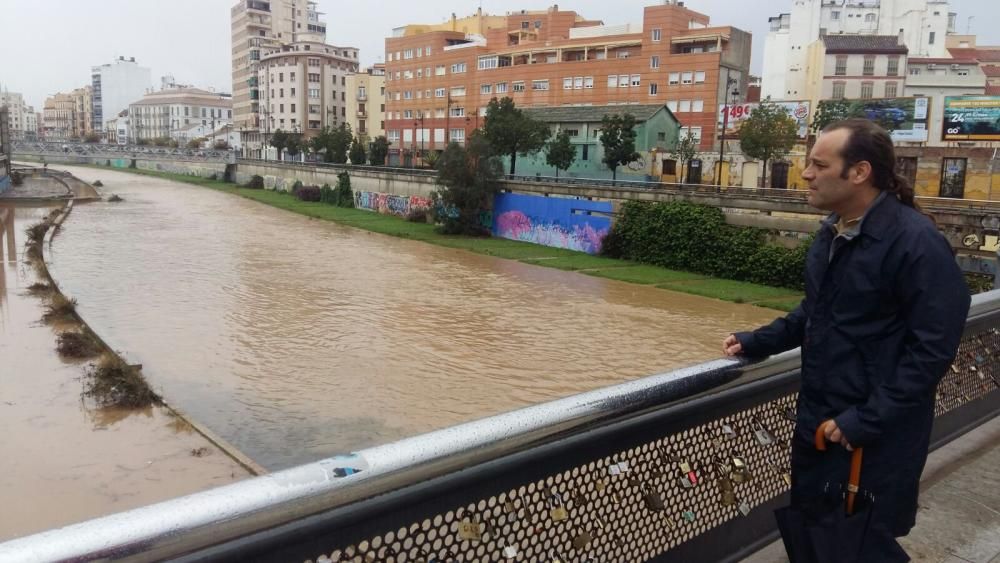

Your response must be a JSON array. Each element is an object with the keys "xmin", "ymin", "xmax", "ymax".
[
  {"xmin": 493, "ymin": 193, "xmax": 611, "ymax": 255},
  {"xmin": 354, "ymin": 191, "xmax": 433, "ymax": 217}
]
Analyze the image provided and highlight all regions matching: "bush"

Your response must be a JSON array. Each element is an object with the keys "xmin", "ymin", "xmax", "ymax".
[
  {"xmin": 84, "ymin": 133, "xmax": 102, "ymax": 143},
  {"xmin": 213, "ymin": 140, "xmax": 230, "ymax": 150},
  {"xmin": 290, "ymin": 180, "xmax": 304, "ymax": 195},
  {"xmin": 247, "ymin": 175, "xmax": 264, "ymax": 189},
  {"xmin": 187, "ymin": 139, "xmax": 202, "ymax": 149},
  {"xmin": 295, "ymin": 185, "xmax": 321, "ymax": 201},
  {"xmin": 334, "ymin": 172, "xmax": 354, "ymax": 208},
  {"xmin": 406, "ymin": 208, "xmax": 429, "ymax": 223},
  {"xmin": 320, "ymin": 183, "xmax": 335, "ymax": 204},
  {"xmin": 602, "ymin": 200, "xmax": 809, "ymax": 290}
]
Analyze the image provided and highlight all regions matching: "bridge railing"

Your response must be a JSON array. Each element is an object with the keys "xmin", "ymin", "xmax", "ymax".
[
  {"xmin": 2, "ymin": 290, "xmax": 999, "ymax": 562},
  {"xmin": 12, "ymin": 141, "xmax": 235, "ymax": 164}
]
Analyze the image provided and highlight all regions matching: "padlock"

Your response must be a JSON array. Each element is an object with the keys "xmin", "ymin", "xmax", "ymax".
[
  {"xmin": 548, "ymin": 494, "xmax": 568, "ymax": 522},
  {"xmin": 458, "ymin": 517, "xmax": 484, "ymax": 541},
  {"xmin": 731, "ymin": 455, "xmax": 751, "ymax": 484},
  {"xmin": 738, "ymin": 500, "xmax": 752, "ymax": 516},
  {"xmin": 752, "ymin": 417, "xmax": 775, "ymax": 446},
  {"xmin": 503, "ymin": 545, "xmax": 519, "ymax": 559},
  {"xmin": 722, "ymin": 423, "xmax": 738, "ymax": 440},
  {"xmin": 572, "ymin": 532, "xmax": 593, "ymax": 550},
  {"xmin": 643, "ymin": 484, "xmax": 665, "ymax": 511},
  {"xmin": 682, "ymin": 510, "xmax": 696, "ymax": 523}
]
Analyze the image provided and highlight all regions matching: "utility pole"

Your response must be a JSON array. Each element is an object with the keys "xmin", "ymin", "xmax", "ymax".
[{"xmin": 717, "ymin": 77, "xmax": 739, "ymax": 187}]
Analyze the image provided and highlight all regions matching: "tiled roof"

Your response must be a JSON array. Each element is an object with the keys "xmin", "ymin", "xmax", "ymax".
[
  {"xmin": 822, "ymin": 35, "xmax": 908, "ymax": 54},
  {"xmin": 982, "ymin": 66, "xmax": 1000, "ymax": 78},
  {"xmin": 986, "ymin": 85, "xmax": 1000, "ymax": 95},
  {"xmin": 521, "ymin": 104, "xmax": 672, "ymax": 124},
  {"xmin": 948, "ymin": 48, "xmax": 1000, "ymax": 63},
  {"xmin": 908, "ymin": 57, "xmax": 978, "ymax": 65}
]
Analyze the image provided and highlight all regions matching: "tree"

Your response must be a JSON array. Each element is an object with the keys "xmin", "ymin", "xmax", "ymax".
[
  {"xmin": 669, "ymin": 132, "xmax": 699, "ymax": 184},
  {"xmin": 433, "ymin": 132, "xmax": 503, "ymax": 235},
  {"xmin": 370, "ymin": 135, "xmax": 390, "ymax": 166},
  {"xmin": 84, "ymin": 132, "xmax": 101, "ymax": 143},
  {"xmin": 187, "ymin": 138, "xmax": 202, "ymax": 149},
  {"xmin": 270, "ymin": 129, "xmax": 289, "ymax": 159},
  {"xmin": 285, "ymin": 134, "xmax": 304, "ymax": 158},
  {"xmin": 545, "ymin": 130, "xmax": 576, "ymax": 178},
  {"xmin": 329, "ymin": 123, "xmax": 352, "ymax": 164},
  {"xmin": 482, "ymin": 97, "xmax": 550, "ymax": 175},
  {"xmin": 349, "ymin": 135, "xmax": 367, "ymax": 165},
  {"xmin": 739, "ymin": 101, "xmax": 798, "ymax": 189},
  {"xmin": 599, "ymin": 113, "xmax": 641, "ymax": 184}
]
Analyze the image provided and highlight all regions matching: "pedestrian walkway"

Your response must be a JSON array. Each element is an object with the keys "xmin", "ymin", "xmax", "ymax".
[{"xmin": 744, "ymin": 414, "xmax": 1000, "ymax": 563}]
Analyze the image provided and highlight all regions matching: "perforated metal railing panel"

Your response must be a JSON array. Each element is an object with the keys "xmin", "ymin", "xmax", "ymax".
[{"xmin": 305, "ymin": 327, "xmax": 1000, "ymax": 563}]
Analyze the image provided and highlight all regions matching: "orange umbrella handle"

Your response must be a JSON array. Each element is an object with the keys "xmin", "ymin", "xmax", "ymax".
[{"xmin": 815, "ymin": 420, "xmax": 864, "ymax": 515}]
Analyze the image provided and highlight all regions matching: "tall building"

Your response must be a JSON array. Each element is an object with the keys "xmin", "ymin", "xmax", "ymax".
[
  {"xmin": 384, "ymin": 2, "xmax": 751, "ymax": 154},
  {"xmin": 345, "ymin": 65, "xmax": 386, "ymax": 143},
  {"xmin": 91, "ymin": 57, "xmax": 152, "ymax": 136},
  {"xmin": 763, "ymin": 0, "xmax": 958, "ymax": 101},
  {"xmin": 128, "ymin": 87, "xmax": 233, "ymax": 143},
  {"xmin": 232, "ymin": 0, "xmax": 358, "ymax": 155},
  {"xmin": 0, "ymin": 91, "xmax": 37, "ymax": 139},
  {"xmin": 42, "ymin": 87, "xmax": 92, "ymax": 139}
]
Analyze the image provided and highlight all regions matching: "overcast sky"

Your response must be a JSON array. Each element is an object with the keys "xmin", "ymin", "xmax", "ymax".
[{"xmin": 1, "ymin": 0, "xmax": 997, "ymax": 110}]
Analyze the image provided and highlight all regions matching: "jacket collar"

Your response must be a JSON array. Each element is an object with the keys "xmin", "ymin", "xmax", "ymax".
[{"xmin": 820, "ymin": 190, "xmax": 895, "ymax": 242}]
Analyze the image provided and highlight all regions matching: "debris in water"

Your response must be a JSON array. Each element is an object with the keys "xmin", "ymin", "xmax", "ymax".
[{"xmin": 107, "ymin": 194, "xmax": 123, "ymax": 202}]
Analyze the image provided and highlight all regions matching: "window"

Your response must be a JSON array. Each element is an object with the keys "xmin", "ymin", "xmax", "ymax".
[
  {"xmin": 450, "ymin": 86, "xmax": 465, "ymax": 97},
  {"xmin": 308, "ymin": 73, "xmax": 320, "ymax": 82},
  {"xmin": 403, "ymin": 49, "xmax": 413, "ymax": 59},
  {"xmin": 617, "ymin": 50, "xmax": 630, "ymax": 59},
  {"xmin": 403, "ymin": 110, "xmax": 413, "ymax": 118},
  {"xmin": 309, "ymin": 88, "xmax": 319, "ymax": 98},
  {"xmin": 584, "ymin": 76, "xmax": 594, "ymax": 89},
  {"xmin": 387, "ymin": 53, "xmax": 392, "ymax": 62},
  {"xmin": 435, "ymin": 65, "xmax": 446, "ymax": 76},
  {"xmin": 680, "ymin": 126, "xmax": 702, "ymax": 142},
  {"xmin": 835, "ymin": 55, "xmax": 848, "ymax": 76},
  {"xmin": 434, "ymin": 108, "xmax": 445, "ymax": 118},
  {"xmin": 652, "ymin": 28, "xmax": 661, "ymax": 41},
  {"xmin": 416, "ymin": 90, "xmax": 423, "ymax": 99},
  {"xmin": 309, "ymin": 120, "xmax": 321, "ymax": 129},
  {"xmin": 887, "ymin": 56, "xmax": 899, "ymax": 76},
  {"xmin": 616, "ymin": 75, "xmax": 627, "ymax": 88},
  {"xmin": 574, "ymin": 77, "xmax": 584, "ymax": 89},
  {"xmin": 434, "ymin": 88, "xmax": 445, "ymax": 97},
  {"xmin": 940, "ymin": 157, "xmax": 966, "ymax": 198},
  {"xmin": 290, "ymin": 103, "xmax": 296, "ymax": 112},
  {"xmin": 481, "ymin": 84, "xmax": 492, "ymax": 94},
  {"xmin": 279, "ymin": 72, "xmax": 284, "ymax": 82},
  {"xmin": 308, "ymin": 58, "xmax": 320, "ymax": 67},
  {"xmin": 521, "ymin": 21, "xmax": 529, "ymax": 30},
  {"xmin": 628, "ymin": 74, "xmax": 640, "ymax": 87},
  {"xmin": 885, "ymin": 82, "xmax": 898, "ymax": 97},
  {"xmin": 666, "ymin": 100, "xmax": 678, "ymax": 112},
  {"xmin": 403, "ymin": 90, "xmax": 413, "ymax": 99},
  {"xmin": 404, "ymin": 70, "xmax": 413, "ymax": 79},
  {"xmin": 692, "ymin": 100, "xmax": 704, "ymax": 112},
  {"xmin": 279, "ymin": 88, "xmax": 284, "ymax": 97},
  {"xmin": 531, "ymin": 80, "xmax": 549, "ymax": 90},
  {"xmin": 909, "ymin": 67, "xmax": 922, "ymax": 75},
  {"xmin": 425, "ymin": 46, "xmax": 431, "ymax": 56},
  {"xmin": 496, "ymin": 82, "xmax": 508, "ymax": 93},
  {"xmin": 681, "ymin": 72, "xmax": 693, "ymax": 84},
  {"xmin": 649, "ymin": 83, "xmax": 658, "ymax": 95},
  {"xmin": 290, "ymin": 87, "xmax": 296, "ymax": 96},
  {"xmin": 651, "ymin": 56, "xmax": 660, "ymax": 69},
  {"xmin": 929, "ymin": 31, "xmax": 935, "ymax": 45},
  {"xmin": 831, "ymin": 10, "xmax": 840, "ymax": 20},
  {"xmin": 865, "ymin": 13, "xmax": 876, "ymax": 22},
  {"xmin": 668, "ymin": 72, "xmax": 680, "ymax": 85},
  {"xmin": 450, "ymin": 107, "xmax": 465, "ymax": 117},
  {"xmin": 580, "ymin": 144, "xmax": 589, "ymax": 160},
  {"xmin": 564, "ymin": 129, "xmax": 579, "ymax": 137},
  {"xmin": 534, "ymin": 20, "xmax": 542, "ymax": 29},
  {"xmin": 450, "ymin": 128, "xmax": 465, "ymax": 142},
  {"xmin": 694, "ymin": 71, "xmax": 706, "ymax": 84},
  {"xmin": 957, "ymin": 69, "xmax": 969, "ymax": 76},
  {"xmin": 608, "ymin": 75, "xmax": 618, "ymax": 88},
  {"xmin": 679, "ymin": 100, "xmax": 691, "ymax": 112},
  {"xmin": 387, "ymin": 129, "xmax": 400, "ymax": 142},
  {"xmin": 451, "ymin": 62, "xmax": 467, "ymax": 73},
  {"xmin": 290, "ymin": 72, "xmax": 296, "ymax": 80},
  {"xmin": 564, "ymin": 77, "xmax": 573, "ymax": 90},
  {"xmin": 513, "ymin": 81, "xmax": 525, "ymax": 92},
  {"xmin": 308, "ymin": 104, "xmax": 320, "ymax": 114},
  {"xmin": 279, "ymin": 103, "xmax": 284, "ymax": 112},
  {"xmin": 863, "ymin": 55, "xmax": 875, "ymax": 76}
]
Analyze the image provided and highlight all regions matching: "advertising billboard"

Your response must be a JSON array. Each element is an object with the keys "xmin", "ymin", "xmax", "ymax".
[
  {"xmin": 942, "ymin": 96, "xmax": 1000, "ymax": 141},
  {"xmin": 718, "ymin": 101, "xmax": 811, "ymax": 139},
  {"xmin": 812, "ymin": 97, "xmax": 930, "ymax": 142}
]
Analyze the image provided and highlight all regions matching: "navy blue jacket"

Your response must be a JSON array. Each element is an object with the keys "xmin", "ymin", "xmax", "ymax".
[{"xmin": 735, "ymin": 193, "xmax": 970, "ymax": 535}]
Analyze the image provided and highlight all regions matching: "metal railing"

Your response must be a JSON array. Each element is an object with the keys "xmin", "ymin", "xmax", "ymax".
[
  {"xmin": 12, "ymin": 141, "xmax": 236, "ymax": 164},
  {"xmin": 2, "ymin": 291, "xmax": 999, "ymax": 562}
]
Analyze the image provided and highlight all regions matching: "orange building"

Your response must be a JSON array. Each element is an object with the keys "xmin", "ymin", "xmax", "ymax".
[{"xmin": 384, "ymin": 2, "xmax": 751, "ymax": 157}]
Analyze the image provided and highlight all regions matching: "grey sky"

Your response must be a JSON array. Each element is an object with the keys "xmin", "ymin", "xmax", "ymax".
[{"xmin": 1, "ymin": 0, "xmax": 997, "ymax": 110}]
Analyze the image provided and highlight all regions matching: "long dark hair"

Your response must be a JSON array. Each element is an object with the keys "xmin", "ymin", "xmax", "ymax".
[{"xmin": 822, "ymin": 118, "xmax": 920, "ymax": 211}]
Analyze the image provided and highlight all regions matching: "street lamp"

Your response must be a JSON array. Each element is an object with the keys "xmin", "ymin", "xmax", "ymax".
[
  {"xmin": 717, "ymin": 77, "xmax": 740, "ymax": 187},
  {"xmin": 413, "ymin": 113, "xmax": 425, "ymax": 168}
]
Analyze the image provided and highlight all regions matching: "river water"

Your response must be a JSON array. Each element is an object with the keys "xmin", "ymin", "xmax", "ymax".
[{"xmin": 45, "ymin": 165, "xmax": 777, "ymax": 471}]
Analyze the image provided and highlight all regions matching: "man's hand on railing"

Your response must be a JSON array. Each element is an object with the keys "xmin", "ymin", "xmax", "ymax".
[{"xmin": 723, "ymin": 334, "xmax": 743, "ymax": 356}]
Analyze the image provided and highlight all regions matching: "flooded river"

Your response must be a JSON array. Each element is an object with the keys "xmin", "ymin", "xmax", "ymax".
[{"xmin": 42, "ymin": 165, "xmax": 777, "ymax": 471}]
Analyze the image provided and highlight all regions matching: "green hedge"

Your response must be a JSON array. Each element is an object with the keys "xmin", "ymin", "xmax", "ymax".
[{"xmin": 603, "ymin": 201, "xmax": 810, "ymax": 290}]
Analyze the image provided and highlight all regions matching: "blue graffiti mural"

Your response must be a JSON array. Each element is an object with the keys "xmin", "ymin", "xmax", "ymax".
[{"xmin": 493, "ymin": 193, "xmax": 611, "ymax": 254}]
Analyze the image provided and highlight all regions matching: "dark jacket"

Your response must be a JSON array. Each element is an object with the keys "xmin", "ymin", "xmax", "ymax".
[{"xmin": 735, "ymin": 193, "xmax": 970, "ymax": 536}]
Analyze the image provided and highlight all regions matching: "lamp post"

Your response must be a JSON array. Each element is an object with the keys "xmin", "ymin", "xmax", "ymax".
[
  {"xmin": 717, "ymin": 77, "xmax": 740, "ymax": 187},
  {"xmin": 413, "ymin": 113, "xmax": 425, "ymax": 168}
]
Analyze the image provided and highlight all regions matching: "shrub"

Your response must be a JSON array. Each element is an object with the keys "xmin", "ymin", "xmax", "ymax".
[
  {"xmin": 290, "ymin": 180, "xmax": 304, "ymax": 195},
  {"xmin": 213, "ymin": 140, "xmax": 230, "ymax": 150},
  {"xmin": 84, "ymin": 133, "xmax": 101, "ymax": 143},
  {"xmin": 406, "ymin": 208, "xmax": 429, "ymax": 223},
  {"xmin": 602, "ymin": 200, "xmax": 809, "ymax": 290},
  {"xmin": 187, "ymin": 139, "xmax": 202, "ymax": 149},
  {"xmin": 83, "ymin": 354, "xmax": 161, "ymax": 408},
  {"xmin": 320, "ymin": 183, "xmax": 335, "ymax": 204},
  {"xmin": 295, "ymin": 185, "xmax": 321, "ymax": 201},
  {"xmin": 247, "ymin": 175, "xmax": 264, "ymax": 189},
  {"xmin": 334, "ymin": 172, "xmax": 354, "ymax": 208}
]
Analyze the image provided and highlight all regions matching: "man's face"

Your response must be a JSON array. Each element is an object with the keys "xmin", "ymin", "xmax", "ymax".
[{"xmin": 802, "ymin": 128, "xmax": 861, "ymax": 213}]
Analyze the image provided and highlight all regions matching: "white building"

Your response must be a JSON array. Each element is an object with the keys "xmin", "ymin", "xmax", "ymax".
[
  {"xmin": 763, "ymin": 0, "xmax": 957, "ymax": 101},
  {"xmin": 0, "ymin": 91, "xmax": 38, "ymax": 139},
  {"xmin": 91, "ymin": 57, "xmax": 152, "ymax": 136},
  {"xmin": 128, "ymin": 87, "xmax": 233, "ymax": 143}
]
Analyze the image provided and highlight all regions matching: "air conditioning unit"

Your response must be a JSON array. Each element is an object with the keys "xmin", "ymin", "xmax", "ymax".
[
  {"xmin": 951, "ymin": 64, "xmax": 960, "ymax": 69},
  {"xmin": 928, "ymin": 64, "xmax": 936, "ymax": 69}
]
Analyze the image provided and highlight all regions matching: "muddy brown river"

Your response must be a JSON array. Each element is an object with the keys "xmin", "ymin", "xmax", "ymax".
[{"xmin": 37, "ymin": 165, "xmax": 776, "ymax": 471}]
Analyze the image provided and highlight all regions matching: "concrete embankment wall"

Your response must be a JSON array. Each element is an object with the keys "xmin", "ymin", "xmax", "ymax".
[
  {"xmin": 234, "ymin": 161, "xmax": 437, "ymax": 200},
  {"xmin": 16, "ymin": 154, "xmax": 228, "ymax": 179}
]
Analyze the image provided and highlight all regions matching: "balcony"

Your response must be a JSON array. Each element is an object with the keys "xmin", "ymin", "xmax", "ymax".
[
  {"xmin": 357, "ymin": 94, "xmax": 368, "ymax": 102},
  {"xmin": 246, "ymin": 0, "xmax": 270, "ymax": 13},
  {"xmin": 357, "ymin": 111, "xmax": 367, "ymax": 118}
]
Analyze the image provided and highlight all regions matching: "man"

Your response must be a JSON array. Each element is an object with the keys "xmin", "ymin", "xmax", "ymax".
[{"xmin": 723, "ymin": 119, "xmax": 969, "ymax": 558}]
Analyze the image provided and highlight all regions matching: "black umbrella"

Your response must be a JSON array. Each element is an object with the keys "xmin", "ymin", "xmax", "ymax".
[{"xmin": 774, "ymin": 420, "xmax": 909, "ymax": 563}]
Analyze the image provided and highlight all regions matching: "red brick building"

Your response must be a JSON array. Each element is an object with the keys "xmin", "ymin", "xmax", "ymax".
[{"xmin": 383, "ymin": 2, "xmax": 751, "ymax": 158}]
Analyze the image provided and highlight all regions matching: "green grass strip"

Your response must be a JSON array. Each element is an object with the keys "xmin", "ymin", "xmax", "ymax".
[{"xmin": 87, "ymin": 166, "xmax": 797, "ymax": 311}]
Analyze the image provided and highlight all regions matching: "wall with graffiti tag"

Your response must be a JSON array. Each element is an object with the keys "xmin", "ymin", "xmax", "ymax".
[
  {"xmin": 354, "ymin": 191, "xmax": 433, "ymax": 217},
  {"xmin": 493, "ymin": 193, "xmax": 611, "ymax": 255}
]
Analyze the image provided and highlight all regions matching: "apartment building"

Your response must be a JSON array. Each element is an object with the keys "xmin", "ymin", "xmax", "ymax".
[
  {"xmin": 256, "ymin": 41, "xmax": 358, "ymax": 141},
  {"xmin": 804, "ymin": 35, "xmax": 908, "ymax": 103},
  {"xmin": 764, "ymin": 0, "xmax": 958, "ymax": 101},
  {"xmin": 42, "ymin": 87, "xmax": 92, "ymax": 139},
  {"xmin": 0, "ymin": 91, "xmax": 38, "ymax": 139},
  {"xmin": 128, "ymin": 88, "xmax": 233, "ymax": 142},
  {"xmin": 91, "ymin": 57, "xmax": 152, "ymax": 135},
  {"xmin": 233, "ymin": 0, "xmax": 356, "ymax": 155},
  {"xmin": 384, "ymin": 2, "xmax": 751, "ymax": 155},
  {"xmin": 345, "ymin": 65, "xmax": 386, "ymax": 141}
]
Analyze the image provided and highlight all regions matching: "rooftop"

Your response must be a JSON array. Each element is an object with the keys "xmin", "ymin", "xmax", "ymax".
[{"xmin": 822, "ymin": 34, "xmax": 908, "ymax": 54}]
